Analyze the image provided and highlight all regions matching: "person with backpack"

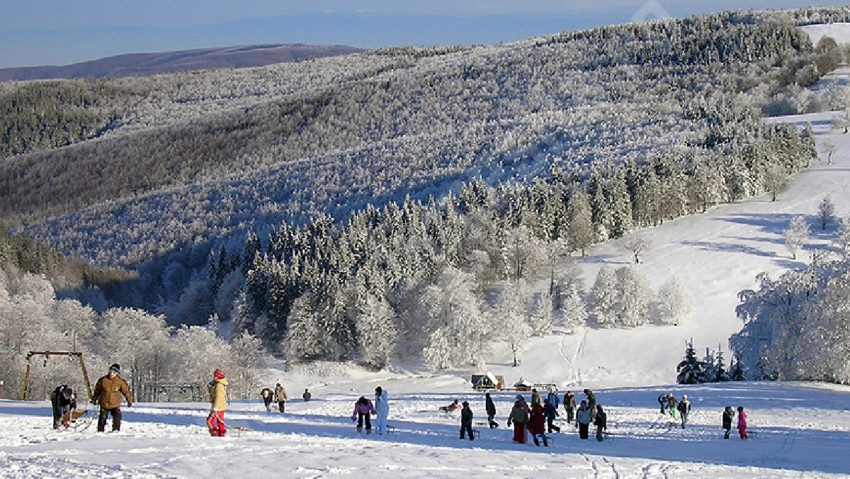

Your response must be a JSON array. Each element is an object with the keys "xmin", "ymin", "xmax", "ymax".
[
  {"xmin": 737, "ymin": 406, "xmax": 748, "ymax": 439},
  {"xmin": 546, "ymin": 386, "xmax": 560, "ymax": 410},
  {"xmin": 594, "ymin": 405, "xmax": 607, "ymax": 441},
  {"xmin": 507, "ymin": 396, "xmax": 530, "ymax": 444},
  {"xmin": 206, "ymin": 368, "xmax": 228, "ymax": 437},
  {"xmin": 459, "ymin": 401, "xmax": 474, "ymax": 441},
  {"xmin": 92, "ymin": 363, "xmax": 133, "ymax": 433},
  {"xmin": 351, "ymin": 396, "xmax": 376, "ymax": 433},
  {"xmin": 260, "ymin": 387, "xmax": 273, "ymax": 412},
  {"xmin": 50, "ymin": 384, "xmax": 76, "ymax": 429},
  {"xmin": 528, "ymin": 402, "xmax": 549, "ymax": 447},
  {"xmin": 485, "ymin": 392, "xmax": 498, "ymax": 428},
  {"xmin": 576, "ymin": 400, "xmax": 593, "ymax": 439},
  {"xmin": 274, "ymin": 383, "xmax": 288, "ymax": 413},
  {"xmin": 722, "ymin": 406, "xmax": 735, "ymax": 439},
  {"xmin": 543, "ymin": 398, "xmax": 560, "ymax": 433},
  {"xmin": 563, "ymin": 390, "xmax": 577, "ymax": 423},
  {"xmin": 677, "ymin": 394, "xmax": 692, "ymax": 429}
]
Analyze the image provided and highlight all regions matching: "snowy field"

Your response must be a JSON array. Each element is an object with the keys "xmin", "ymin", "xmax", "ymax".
[
  {"xmin": 2, "ymin": 381, "xmax": 850, "ymax": 478},
  {"xmin": 5, "ymin": 26, "xmax": 850, "ymax": 479}
]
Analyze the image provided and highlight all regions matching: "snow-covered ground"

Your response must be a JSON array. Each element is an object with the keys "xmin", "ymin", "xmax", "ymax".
[{"xmin": 4, "ymin": 25, "xmax": 850, "ymax": 479}]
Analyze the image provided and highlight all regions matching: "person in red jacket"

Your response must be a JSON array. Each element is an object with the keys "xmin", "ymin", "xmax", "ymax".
[
  {"xmin": 737, "ymin": 406, "xmax": 748, "ymax": 439},
  {"xmin": 528, "ymin": 402, "xmax": 549, "ymax": 447}
]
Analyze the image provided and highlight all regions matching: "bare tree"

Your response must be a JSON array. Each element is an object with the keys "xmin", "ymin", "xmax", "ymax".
[
  {"xmin": 622, "ymin": 231, "xmax": 652, "ymax": 264},
  {"xmin": 822, "ymin": 139, "xmax": 837, "ymax": 165}
]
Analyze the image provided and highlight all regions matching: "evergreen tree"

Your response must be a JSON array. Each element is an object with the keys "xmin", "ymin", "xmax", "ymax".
[
  {"xmin": 818, "ymin": 196, "xmax": 836, "ymax": 231},
  {"xmin": 784, "ymin": 215, "xmax": 810, "ymax": 260},
  {"xmin": 493, "ymin": 283, "xmax": 532, "ymax": 367},
  {"xmin": 589, "ymin": 266, "xmax": 618, "ymax": 327},
  {"xmin": 676, "ymin": 339, "xmax": 706, "ymax": 384},
  {"xmin": 715, "ymin": 348, "xmax": 730, "ymax": 382}
]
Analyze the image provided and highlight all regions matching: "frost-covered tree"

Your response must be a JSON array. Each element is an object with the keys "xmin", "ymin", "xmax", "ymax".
[
  {"xmin": 763, "ymin": 164, "xmax": 786, "ymax": 202},
  {"xmin": 98, "ymin": 308, "xmax": 172, "ymax": 394},
  {"xmin": 784, "ymin": 215, "xmax": 809, "ymax": 260},
  {"xmin": 566, "ymin": 188, "xmax": 594, "ymax": 256},
  {"xmin": 420, "ymin": 267, "xmax": 488, "ymax": 370},
  {"xmin": 529, "ymin": 288, "xmax": 555, "ymax": 336},
  {"xmin": 614, "ymin": 266, "xmax": 652, "ymax": 327},
  {"xmin": 621, "ymin": 231, "xmax": 651, "ymax": 264},
  {"xmin": 561, "ymin": 283, "xmax": 588, "ymax": 333},
  {"xmin": 836, "ymin": 216, "xmax": 850, "ymax": 256},
  {"xmin": 818, "ymin": 196, "xmax": 836, "ymax": 231},
  {"xmin": 493, "ymin": 283, "xmax": 532, "ymax": 367},
  {"xmin": 714, "ymin": 348, "xmax": 730, "ymax": 382},
  {"xmin": 652, "ymin": 276, "xmax": 691, "ymax": 326},
  {"xmin": 283, "ymin": 293, "xmax": 326, "ymax": 360},
  {"xmin": 354, "ymin": 293, "xmax": 399, "ymax": 369},
  {"xmin": 589, "ymin": 266, "xmax": 618, "ymax": 327}
]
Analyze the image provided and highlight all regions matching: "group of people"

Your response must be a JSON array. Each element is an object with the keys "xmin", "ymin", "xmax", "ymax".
[
  {"xmin": 657, "ymin": 392, "xmax": 749, "ymax": 439},
  {"xmin": 350, "ymin": 386, "xmax": 390, "ymax": 434},
  {"xmin": 259, "ymin": 383, "xmax": 311, "ymax": 413}
]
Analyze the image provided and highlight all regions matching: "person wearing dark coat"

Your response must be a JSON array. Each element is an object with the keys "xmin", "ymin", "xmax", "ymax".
[
  {"xmin": 584, "ymin": 389, "xmax": 597, "ymax": 420},
  {"xmin": 563, "ymin": 390, "xmax": 577, "ymax": 423},
  {"xmin": 722, "ymin": 406, "xmax": 735, "ymax": 439},
  {"xmin": 507, "ymin": 396, "xmax": 530, "ymax": 444},
  {"xmin": 677, "ymin": 395, "xmax": 692, "ymax": 429},
  {"xmin": 594, "ymin": 405, "xmax": 608, "ymax": 441},
  {"xmin": 658, "ymin": 393, "xmax": 667, "ymax": 414},
  {"xmin": 576, "ymin": 400, "xmax": 593, "ymax": 439},
  {"xmin": 543, "ymin": 398, "xmax": 560, "ymax": 433},
  {"xmin": 528, "ymin": 403, "xmax": 549, "ymax": 447},
  {"xmin": 459, "ymin": 401, "xmax": 474, "ymax": 440},
  {"xmin": 485, "ymin": 392, "xmax": 498, "ymax": 428},
  {"xmin": 260, "ymin": 387, "xmax": 273, "ymax": 412},
  {"xmin": 50, "ymin": 385, "xmax": 77, "ymax": 429}
]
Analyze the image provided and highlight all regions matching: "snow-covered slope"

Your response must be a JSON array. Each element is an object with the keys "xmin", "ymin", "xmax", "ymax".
[{"xmin": 803, "ymin": 22, "xmax": 850, "ymax": 45}]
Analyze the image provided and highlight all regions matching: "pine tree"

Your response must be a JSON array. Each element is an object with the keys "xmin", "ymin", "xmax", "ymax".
[
  {"xmin": 729, "ymin": 357, "xmax": 746, "ymax": 381},
  {"xmin": 354, "ymin": 293, "xmax": 399, "ymax": 369},
  {"xmin": 818, "ymin": 196, "xmax": 836, "ymax": 231},
  {"xmin": 676, "ymin": 339, "xmax": 706, "ymax": 384},
  {"xmin": 715, "ymin": 348, "xmax": 730, "ymax": 382}
]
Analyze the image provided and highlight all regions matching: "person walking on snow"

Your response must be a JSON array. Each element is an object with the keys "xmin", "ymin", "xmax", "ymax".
[
  {"xmin": 206, "ymin": 368, "xmax": 228, "ymax": 437},
  {"xmin": 563, "ymin": 390, "xmax": 577, "ymax": 424},
  {"xmin": 576, "ymin": 400, "xmax": 593, "ymax": 439},
  {"xmin": 92, "ymin": 363, "xmax": 133, "ymax": 433},
  {"xmin": 584, "ymin": 389, "xmax": 597, "ymax": 420},
  {"xmin": 375, "ymin": 386, "xmax": 390, "ymax": 435},
  {"xmin": 667, "ymin": 394, "xmax": 678, "ymax": 419},
  {"xmin": 677, "ymin": 395, "xmax": 692, "ymax": 429},
  {"xmin": 530, "ymin": 388, "xmax": 542, "ymax": 407},
  {"xmin": 351, "ymin": 396, "xmax": 375, "ymax": 433},
  {"xmin": 737, "ymin": 406, "xmax": 748, "ymax": 439},
  {"xmin": 260, "ymin": 387, "xmax": 273, "ymax": 412},
  {"xmin": 528, "ymin": 402, "xmax": 549, "ymax": 446},
  {"xmin": 658, "ymin": 393, "xmax": 668, "ymax": 414},
  {"xmin": 302, "ymin": 388, "xmax": 312, "ymax": 401},
  {"xmin": 544, "ymin": 398, "xmax": 560, "ymax": 433},
  {"xmin": 507, "ymin": 396, "xmax": 530, "ymax": 444},
  {"xmin": 459, "ymin": 401, "xmax": 474, "ymax": 441},
  {"xmin": 594, "ymin": 405, "xmax": 607, "ymax": 441},
  {"xmin": 485, "ymin": 392, "xmax": 499, "ymax": 428},
  {"xmin": 546, "ymin": 386, "xmax": 560, "ymax": 409},
  {"xmin": 274, "ymin": 382, "xmax": 288, "ymax": 413},
  {"xmin": 722, "ymin": 406, "xmax": 735, "ymax": 439}
]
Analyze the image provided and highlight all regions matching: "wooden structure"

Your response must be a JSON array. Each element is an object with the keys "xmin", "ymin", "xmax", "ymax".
[
  {"xmin": 471, "ymin": 373, "xmax": 505, "ymax": 391},
  {"xmin": 18, "ymin": 351, "xmax": 94, "ymax": 402}
]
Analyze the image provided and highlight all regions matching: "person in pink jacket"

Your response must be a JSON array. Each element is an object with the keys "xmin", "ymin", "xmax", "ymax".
[
  {"xmin": 737, "ymin": 406, "xmax": 748, "ymax": 439},
  {"xmin": 351, "ymin": 396, "xmax": 376, "ymax": 433}
]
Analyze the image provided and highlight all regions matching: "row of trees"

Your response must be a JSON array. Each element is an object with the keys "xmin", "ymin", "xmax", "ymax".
[
  {"xmin": 676, "ymin": 340, "xmax": 745, "ymax": 384},
  {"xmin": 0, "ymin": 269, "xmax": 264, "ymax": 400}
]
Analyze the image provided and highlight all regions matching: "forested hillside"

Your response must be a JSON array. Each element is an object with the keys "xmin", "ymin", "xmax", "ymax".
[{"xmin": 2, "ymin": 8, "xmax": 850, "ymax": 379}]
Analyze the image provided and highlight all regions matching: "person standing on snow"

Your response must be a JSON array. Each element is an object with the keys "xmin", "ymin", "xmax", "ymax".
[
  {"xmin": 260, "ymin": 387, "xmax": 273, "ymax": 412},
  {"xmin": 274, "ymin": 382, "xmax": 288, "ymax": 413},
  {"xmin": 302, "ymin": 388, "xmax": 312, "ymax": 401},
  {"xmin": 594, "ymin": 405, "xmax": 607, "ymax": 441},
  {"xmin": 528, "ymin": 402, "xmax": 549, "ymax": 447},
  {"xmin": 485, "ymin": 392, "xmax": 499, "ymax": 428},
  {"xmin": 546, "ymin": 386, "xmax": 560, "ymax": 410},
  {"xmin": 737, "ymin": 406, "xmax": 748, "ymax": 439},
  {"xmin": 543, "ymin": 398, "xmax": 560, "ymax": 433},
  {"xmin": 576, "ymin": 400, "xmax": 593, "ymax": 439},
  {"xmin": 583, "ymin": 389, "xmax": 597, "ymax": 420},
  {"xmin": 351, "ymin": 396, "xmax": 376, "ymax": 433},
  {"xmin": 530, "ymin": 388, "xmax": 542, "ymax": 407},
  {"xmin": 722, "ymin": 406, "xmax": 735, "ymax": 439},
  {"xmin": 677, "ymin": 395, "xmax": 692, "ymax": 429},
  {"xmin": 507, "ymin": 395, "xmax": 530, "ymax": 444},
  {"xmin": 563, "ymin": 390, "xmax": 577, "ymax": 424},
  {"xmin": 459, "ymin": 401, "xmax": 474, "ymax": 441},
  {"xmin": 658, "ymin": 393, "xmax": 668, "ymax": 414},
  {"xmin": 374, "ymin": 386, "xmax": 390, "ymax": 435},
  {"xmin": 667, "ymin": 394, "xmax": 678, "ymax": 419},
  {"xmin": 207, "ymin": 368, "xmax": 228, "ymax": 437},
  {"xmin": 92, "ymin": 363, "xmax": 133, "ymax": 433}
]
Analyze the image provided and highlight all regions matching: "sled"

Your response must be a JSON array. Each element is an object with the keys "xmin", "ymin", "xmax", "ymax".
[{"xmin": 64, "ymin": 409, "xmax": 93, "ymax": 431}]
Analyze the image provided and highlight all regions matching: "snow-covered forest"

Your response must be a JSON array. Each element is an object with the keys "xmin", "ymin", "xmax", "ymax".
[{"xmin": 4, "ymin": 7, "xmax": 850, "ymax": 400}]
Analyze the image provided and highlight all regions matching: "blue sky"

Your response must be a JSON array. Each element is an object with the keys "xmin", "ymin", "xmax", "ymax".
[{"xmin": 1, "ymin": 1, "xmax": 846, "ymax": 68}]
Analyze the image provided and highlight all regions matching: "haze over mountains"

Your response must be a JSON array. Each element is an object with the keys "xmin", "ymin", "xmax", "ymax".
[{"xmin": 0, "ymin": 44, "xmax": 362, "ymax": 81}]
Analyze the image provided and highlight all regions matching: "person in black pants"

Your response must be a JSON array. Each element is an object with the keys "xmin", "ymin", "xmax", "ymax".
[
  {"xmin": 50, "ymin": 385, "xmax": 76, "ymax": 429},
  {"xmin": 485, "ymin": 392, "xmax": 498, "ymax": 428},
  {"xmin": 459, "ymin": 401, "xmax": 474, "ymax": 440},
  {"xmin": 544, "ymin": 398, "xmax": 561, "ymax": 433}
]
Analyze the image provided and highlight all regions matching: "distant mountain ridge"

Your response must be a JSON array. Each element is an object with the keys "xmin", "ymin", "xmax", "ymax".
[{"xmin": 0, "ymin": 44, "xmax": 362, "ymax": 81}]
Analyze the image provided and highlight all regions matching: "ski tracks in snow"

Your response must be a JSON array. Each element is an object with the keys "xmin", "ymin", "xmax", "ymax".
[{"xmin": 560, "ymin": 326, "xmax": 588, "ymax": 386}]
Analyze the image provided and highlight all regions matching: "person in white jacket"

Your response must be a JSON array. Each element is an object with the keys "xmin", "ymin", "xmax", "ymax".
[{"xmin": 374, "ymin": 386, "xmax": 390, "ymax": 435}]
